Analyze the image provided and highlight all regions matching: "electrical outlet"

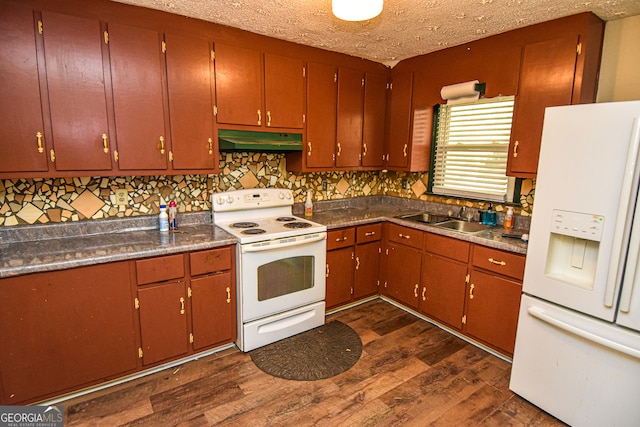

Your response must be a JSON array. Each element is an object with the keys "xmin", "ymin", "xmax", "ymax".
[
  {"xmin": 115, "ymin": 189, "xmax": 129, "ymax": 206},
  {"xmin": 322, "ymin": 180, "xmax": 328, "ymax": 191},
  {"xmin": 402, "ymin": 179, "xmax": 409, "ymax": 190}
]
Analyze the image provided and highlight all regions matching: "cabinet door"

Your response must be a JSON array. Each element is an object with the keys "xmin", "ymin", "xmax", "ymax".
[
  {"xmin": 336, "ymin": 67, "xmax": 364, "ymax": 168},
  {"xmin": 507, "ymin": 36, "xmax": 579, "ymax": 177},
  {"xmin": 386, "ymin": 242, "xmax": 421, "ymax": 309},
  {"xmin": 264, "ymin": 53, "xmax": 305, "ymax": 129},
  {"xmin": 0, "ymin": 4, "xmax": 48, "ymax": 174},
  {"xmin": 191, "ymin": 272, "xmax": 235, "ymax": 350},
  {"xmin": 108, "ymin": 22, "xmax": 168, "ymax": 171},
  {"xmin": 138, "ymin": 281, "xmax": 189, "ymax": 365},
  {"xmin": 386, "ymin": 72, "xmax": 413, "ymax": 169},
  {"xmin": 421, "ymin": 252, "xmax": 468, "ymax": 330},
  {"xmin": 354, "ymin": 241, "xmax": 380, "ymax": 299},
  {"xmin": 0, "ymin": 262, "xmax": 137, "ymax": 405},
  {"xmin": 165, "ymin": 33, "xmax": 217, "ymax": 171},
  {"xmin": 306, "ymin": 61, "xmax": 337, "ymax": 168},
  {"xmin": 326, "ymin": 247, "xmax": 354, "ymax": 309},
  {"xmin": 214, "ymin": 44, "xmax": 263, "ymax": 127},
  {"xmin": 362, "ymin": 72, "xmax": 387, "ymax": 168},
  {"xmin": 465, "ymin": 269, "xmax": 522, "ymax": 355},
  {"xmin": 42, "ymin": 12, "xmax": 112, "ymax": 171}
]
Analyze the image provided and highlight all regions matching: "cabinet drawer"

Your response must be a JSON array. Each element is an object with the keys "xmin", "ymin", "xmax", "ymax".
[
  {"xmin": 357, "ymin": 223, "xmax": 382, "ymax": 243},
  {"xmin": 190, "ymin": 247, "xmax": 232, "ymax": 276},
  {"xmin": 327, "ymin": 227, "xmax": 356, "ymax": 250},
  {"xmin": 136, "ymin": 254, "xmax": 185, "ymax": 285},
  {"xmin": 472, "ymin": 245, "xmax": 525, "ymax": 280},
  {"xmin": 424, "ymin": 233, "xmax": 470, "ymax": 263},
  {"xmin": 387, "ymin": 224, "xmax": 423, "ymax": 249}
]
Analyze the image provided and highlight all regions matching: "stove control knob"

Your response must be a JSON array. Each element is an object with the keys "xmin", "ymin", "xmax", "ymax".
[
  {"xmin": 226, "ymin": 195, "xmax": 234, "ymax": 204},
  {"xmin": 285, "ymin": 192, "xmax": 292, "ymax": 199},
  {"xmin": 215, "ymin": 196, "xmax": 225, "ymax": 205},
  {"xmin": 278, "ymin": 192, "xmax": 285, "ymax": 200}
]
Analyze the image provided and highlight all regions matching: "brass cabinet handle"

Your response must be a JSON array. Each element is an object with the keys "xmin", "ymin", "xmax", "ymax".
[
  {"xmin": 469, "ymin": 284, "xmax": 475, "ymax": 299},
  {"xmin": 36, "ymin": 132, "xmax": 44, "ymax": 153},
  {"xmin": 159, "ymin": 136, "xmax": 165, "ymax": 154},
  {"xmin": 355, "ymin": 256, "xmax": 360, "ymax": 270},
  {"xmin": 422, "ymin": 286, "xmax": 426, "ymax": 301},
  {"xmin": 335, "ymin": 236, "xmax": 348, "ymax": 242},
  {"xmin": 257, "ymin": 109, "xmax": 262, "ymax": 126},
  {"xmin": 226, "ymin": 287, "xmax": 231, "ymax": 303},
  {"xmin": 326, "ymin": 263, "xmax": 329, "ymax": 278},
  {"xmin": 267, "ymin": 110, "xmax": 272, "ymax": 127},
  {"xmin": 488, "ymin": 258, "xmax": 506, "ymax": 266},
  {"xmin": 179, "ymin": 297, "xmax": 185, "ymax": 315},
  {"xmin": 365, "ymin": 231, "xmax": 376, "ymax": 236},
  {"xmin": 337, "ymin": 142, "xmax": 342, "ymax": 157},
  {"xmin": 307, "ymin": 141, "xmax": 312, "ymax": 156},
  {"xmin": 513, "ymin": 141, "xmax": 519, "ymax": 158},
  {"xmin": 414, "ymin": 284, "xmax": 419, "ymax": 298},
  {"xmin": 363, "ymin": 143, "xmax": 368, "ymax": 157},
  {"xmin": 403, "ymin": 143, "xmax": 408, "ymax": 157},
  {"xmin": 102, "ymin": 133, "xmax": 109, "ymax": 153},
  {"xmin": 208, "ymin": 137, "xmax": 213, "ymax": 155},
  {"xmin": 398, "ymin": 233, "xmax": 410, "ymax": 239}
]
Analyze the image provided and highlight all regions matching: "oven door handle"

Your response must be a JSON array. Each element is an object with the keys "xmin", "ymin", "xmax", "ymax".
[{"xmin": 241, "ymin": 233, "xmax": 327, "ymax": 253}]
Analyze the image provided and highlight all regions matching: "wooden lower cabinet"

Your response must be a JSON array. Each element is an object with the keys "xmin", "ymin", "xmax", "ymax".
[
  {"xmin": 385, "ymin": 241, "xmax": 421, "ymax": 309},
  {"xmin": 191, "ymin": 272, "xmax": 235, "ymax": 350},
  {"xmin": 353, "ymin": 242, "xmax": 381, "ymax": 299},
  {"xmin": 0, "ymin": 262, "xmax": 138, "ymax": 405},
  {"xmin": 326, "ymin": 247, "xmax": 355, "ymax": 309},
  {"xmin": 420, "ymin": 252, "xmax": 468, "ymax": 329}
]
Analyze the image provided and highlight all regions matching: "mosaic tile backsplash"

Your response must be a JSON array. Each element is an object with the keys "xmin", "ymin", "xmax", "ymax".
[{"xmin": 0, "ymin": 152, "xmax": 534, "ymax": 227}]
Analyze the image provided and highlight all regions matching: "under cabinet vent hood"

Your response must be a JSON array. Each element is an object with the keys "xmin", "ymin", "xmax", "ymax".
[{"xmin": 218, "ymin": 130, "xmax": 303, "ymax": 152}]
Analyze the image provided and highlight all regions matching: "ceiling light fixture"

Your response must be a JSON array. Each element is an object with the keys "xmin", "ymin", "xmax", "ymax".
[{"xmin": 332, "ymin": 0, "xmax": 384, "ymax": 21}]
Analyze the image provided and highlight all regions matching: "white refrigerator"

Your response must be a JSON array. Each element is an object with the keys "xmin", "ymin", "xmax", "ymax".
[{"xmin": 510, "ymin": 101, "xmax": 640, "ymax": 427}]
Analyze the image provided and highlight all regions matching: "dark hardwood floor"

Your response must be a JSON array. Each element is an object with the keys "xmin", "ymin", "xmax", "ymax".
[{"xmin": 61, "ymin": 299, "xmax": 564, "ymax": 426}]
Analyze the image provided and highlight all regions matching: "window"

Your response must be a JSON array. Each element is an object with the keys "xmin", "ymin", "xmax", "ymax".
[{"xmin": 430, "ymin": 96, "xmax": 516, "ymax": 202}]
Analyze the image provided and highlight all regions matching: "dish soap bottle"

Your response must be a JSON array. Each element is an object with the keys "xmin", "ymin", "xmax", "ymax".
[
  {"xmin": 504, "ymin": 206, "xmax": 514, "ymax": 230},
  {"xmin": 159, "ymin": 204, "xmax": 169, "ymax": 232},
  {"xmin": 304, "ymin": 189, "xmax": 313, "ymax": 217}
]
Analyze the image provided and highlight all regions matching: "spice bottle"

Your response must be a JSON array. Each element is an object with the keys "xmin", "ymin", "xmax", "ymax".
[
  {"xmin": 304, "ymin": 189, "xmax": 313, "ymax": 217},
  {"xmin": 159, "ymin": 205, "xmax": 169, "ymax": 232},
  {"xmin": 168, "ymin": 200, "xmax": 178, "ymax": 231},
  {"xmin": 504, "ymin": 206, "xmax": 514, "ymax": 230}
]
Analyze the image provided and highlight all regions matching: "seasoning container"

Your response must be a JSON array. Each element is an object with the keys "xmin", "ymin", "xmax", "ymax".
[
  {"xmin": 168, "ymin": 200, "xmax": 178, "ymax": 231},
  {"xmin": 159, "ymin": 204, "xmax": 169, "ymax": 232},
  {"xmin": 304, "ymin": 189, "xmax": 314, "ymax": 217},
  {"xmin": 504, "ymin": 206, "xmax": 514, "ymax": 230}
]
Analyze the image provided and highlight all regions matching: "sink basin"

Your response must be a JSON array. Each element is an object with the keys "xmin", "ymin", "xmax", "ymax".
[
  {"xmin": 401, "ymin": 213, "xmax": 449, "ymax": 224},
  {"xmin": 435, "ymin": 219, "xmax": 492, "ymax": 234}
]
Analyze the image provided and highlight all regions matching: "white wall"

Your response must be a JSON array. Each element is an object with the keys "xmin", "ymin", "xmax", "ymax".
[{"xmin": 597, "ymin": 15, "xmax": 640, "ymax": 102}]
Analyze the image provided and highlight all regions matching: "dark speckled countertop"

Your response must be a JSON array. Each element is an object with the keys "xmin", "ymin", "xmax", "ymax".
[{"xmin": 0, "ymin": 195, "xmax": 528, "ymax": 278}]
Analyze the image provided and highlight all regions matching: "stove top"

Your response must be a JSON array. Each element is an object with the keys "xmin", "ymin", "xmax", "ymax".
[{"xmin": 212, "ymin": 188, "xmax": 326, "ymax": 244}]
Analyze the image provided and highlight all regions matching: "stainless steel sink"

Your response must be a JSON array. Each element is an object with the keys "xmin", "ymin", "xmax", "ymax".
[
  {"xmin": 401, "ymin": 213, "xmax": 449, "ymax": 224},
  {"xmin": 435, "ymin": 219, "xmax": 492, "ymax": 234}
]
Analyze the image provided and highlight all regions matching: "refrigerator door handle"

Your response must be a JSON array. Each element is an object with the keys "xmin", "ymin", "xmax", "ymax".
[
  {"xmin": 604, "ymin": 117, "xmax": 640, "ymax": 307},
  {"xmin": 528, "ymin": 305, "xmax": 640, "ymax": 359}
]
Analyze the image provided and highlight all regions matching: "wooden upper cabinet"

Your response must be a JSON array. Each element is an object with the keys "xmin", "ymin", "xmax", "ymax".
[
  {"xmin": 336, "ymin": 67, "xmax": 365, "ymax": 168},
  {"xmin": 386, "ymin": 72, "xmax": 413, "ymax": 170},
  {"xmin": 264, "ymin": 53, "xmax": 305, "ymax": 129},
  {"xmin": 108, "ymin": 22, "xmax": 168, "ymax": 171},
  {"xmin": 214, "ymin": 44, "xmax": 264, "ymax": 127},
  {"xmin": 165, "ymin": 33, "xmax": 217, "ymax": 171},
  {"xmin": 41, "ymin": 11, "xmax": 113, "ymax": 171},
  {"xmin": 305, "ymin": 61, "xmax": 338, "ymax": 169},
  {"xmin": 362, "ymin": 72, "xmax": 388, "ymax": 168},
  {"xmin": 507, "ymin": 36, "xmax": 579, "ymax": 177},
  {"xmin": 0, "ymin": 4, "xmax": 48, "ymax": 174}
]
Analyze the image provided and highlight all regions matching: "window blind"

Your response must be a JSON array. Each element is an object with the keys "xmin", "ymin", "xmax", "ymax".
[{"xmin": 432, "ymin": 96, "xmax": 515, "ymax": 202}]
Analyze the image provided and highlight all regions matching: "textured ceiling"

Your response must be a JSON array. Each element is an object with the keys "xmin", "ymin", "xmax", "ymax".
[{"xmin": 112, "ymin": 0, "xmax": 640, "ymax": 67}]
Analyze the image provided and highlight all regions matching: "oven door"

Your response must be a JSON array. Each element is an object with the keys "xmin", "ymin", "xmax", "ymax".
[{"xmin": 239, "ymin": 232, "xmax": 326, "ymax": 322}]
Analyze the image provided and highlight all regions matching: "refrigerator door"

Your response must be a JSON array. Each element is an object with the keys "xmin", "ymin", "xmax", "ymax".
[
  {"xmin": 510, "ymin": 295, "xmax": 640, "ymax": 427},
  {"xmin": 618, "ymin": 181, "xmax": 640, "ymax": 332},
  {"xmin": 523, "ymin": 101, "xmax": 640, "ymax": 321}
]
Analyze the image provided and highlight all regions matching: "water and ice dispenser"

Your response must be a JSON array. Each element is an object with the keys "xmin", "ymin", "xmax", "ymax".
[{"xmin": 544, "ymin": 210, "xmax": 604, "ymax": 290}]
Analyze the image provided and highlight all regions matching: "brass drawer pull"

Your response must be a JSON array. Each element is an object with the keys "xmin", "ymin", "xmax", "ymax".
[
  {"xmin": 398, "ymin": 233, "xmax": 410, "ymax": 239},
  {"xmin": 422, "ymin": 286, "xmax": 426, "ymax": 301},
  {"xmin": 159, "ymin": 136, "xmax": 165, "ymax": 154},
  {"xmin": 470, "ymin": 284, "xmax": 475, "ymax": 299},
  {"xmin": 513, "ymin": 140, "xmax": 519, "ymax": 158},
  {"xmin": 102, "ymin": 133, "xmax": 109, "ymax": 153},
  {"xmin": 179, "ymin": 297, "xmax": 185, "ymax": 315},
  {"xmin": 335, "ymin": 236, "xmax": 349, "ymax": 242},
  {"xmin": 326, "ymin": 263, "xmax": 329, "ymax": 278},
  {"xmin": 488, "ymin": 258, "xmax": 506, "ymax": 266},
  {"xmin": 365, "ymin": 231, "xmax": 376, "ymax": 236},
  {"xmin": 226, "ymin": 287, "xmax": 231, "ymax": 303},
  {"xmin": 36, "ymin": 132, "xmax": 44, "ymax": 153},
  {"xmin": 355, "ymin": 256, "xmax": 360, "ymax": 270},
  {"xmin": 414, "ymin": 284, "xmax": 419, "ymax": 298}
]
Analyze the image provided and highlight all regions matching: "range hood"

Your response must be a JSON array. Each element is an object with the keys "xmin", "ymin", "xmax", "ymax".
[{"xmin": 218, "ymin": 130, "xmax": 303, "ymax": 152}]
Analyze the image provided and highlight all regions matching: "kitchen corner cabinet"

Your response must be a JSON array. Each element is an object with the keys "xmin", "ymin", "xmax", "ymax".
[
  {"xmin": 0, "ymin": 262, "xmax": 138, "ymax": 405},
  {"xmin": 420, "ymin": 233, "xmax": 470, "ymax": 330},
  {"xmin": 464, "ymin": 246, "xmax": 525, "ymax": 356},
  {"xmin": 382, "ymin": 223, "xmax": 423, "ymax": 308},
  {"xmin": 362, "ymin": 72, "xmax": 388, "ymax": 168},
  {"xmin": 326, "ymin": 223, "xmax": 382, "ymax": 309},
  {"xmin": 335, "ymin": 67, "xmax": 365, "ymax": 168},
  {"xmin": 42, "ymin": 11, "xmax": 113, "ymax": 172},
  {"xmin": 214, "ymin": 44, "xmax": 305, "ymax": 130},
  {"xmin": 386, "ymin": 72, "xmax": 414, "ymax": 170},
  {"xmin": 0, "ymin": 4, "xmax": 49, "ymax": 174}
]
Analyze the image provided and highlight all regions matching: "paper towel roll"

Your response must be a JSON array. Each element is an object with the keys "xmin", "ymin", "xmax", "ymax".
[{"xmin": 440, "ymin": 80, "xmax": 480, "ymax": 105}]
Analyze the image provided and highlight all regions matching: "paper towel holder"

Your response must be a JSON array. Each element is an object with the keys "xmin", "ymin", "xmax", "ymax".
[
  {"xmin": 474, "ymin": 82, "xmax": 486, "ymax": 96},
  {"xmin": 440, "ymin": 80, "xmax": 487, "ymax": 105}
]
